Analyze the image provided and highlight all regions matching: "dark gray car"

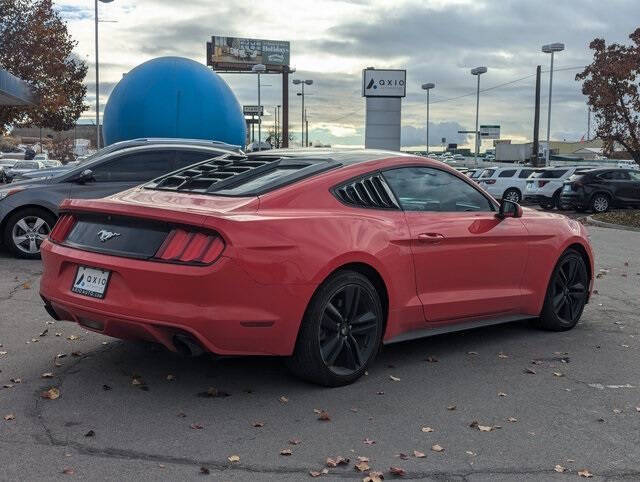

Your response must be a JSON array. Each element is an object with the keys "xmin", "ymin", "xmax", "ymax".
[{"xmin": 0, "ymin": 141, "xmax": 239, "ymax": 258}]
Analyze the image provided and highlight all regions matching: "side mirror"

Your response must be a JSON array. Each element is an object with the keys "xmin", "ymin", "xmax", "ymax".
[
  {"xmin": 74, "ymin": 169, "xmax": 94, "ymax": 184},
  {"xmin": 497, "ymin": 199, "xmax": 523, "ymax": 219}
]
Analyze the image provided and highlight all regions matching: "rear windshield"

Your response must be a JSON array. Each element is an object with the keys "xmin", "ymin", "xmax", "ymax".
[
  {"xmin": 479, "ymin": 169, "xmax": 495, "ymax": 178},
  {"xmin": 531, "ymin": 169, "xmax": 568, "ymax": 179}
]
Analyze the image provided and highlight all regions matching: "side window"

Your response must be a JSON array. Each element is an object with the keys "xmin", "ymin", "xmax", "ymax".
[
  {"xmin": 629, "ymin": 171, "xmax": 640, "ymax": 181},
  {"xmin": 519, "ymin": 169, "xmax": 534, "ymax": 178},
  {"xmin": 91, "ymin": 151, "xmax": 176, "ymax": 182},
  {"xmin": 599, "ymin": 170, "xmax": 629, "ymax": 181},
  {"xmin": 498, "ymin": 169, "xmax": 516, "ymax": 178},
  {"xmin": 383, "ymin": 167, "xmax": 494, "ymax": 212},
  {"xmin": 175, "ymin": 150, "xmax": 219, "ymax": 170}
]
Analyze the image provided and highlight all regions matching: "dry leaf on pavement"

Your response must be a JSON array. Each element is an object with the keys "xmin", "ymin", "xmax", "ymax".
[
  {"xmin": 524, "ymin": 368, "xmax": 536, "ymax": 374},
  {"xmin": 252, "ymin": 421, "xmax": 264, "ymax": 428},
  {"xmin": 554, "ymin": 465, "xmax": 566, "ymax": 473},
  {"xmin": 413, "ymin": 450, "xmax": 425, "ymax": 458},
  {"xmin": 41, "ymin": 387, "xmax": 60, "ymax": 400},
  {"xmin": 578, "ymin": 469, "xmax": 593, "ymax": 478},
  {"xmin": 280, "ymin": 396, "xmax": 289, "ymax": 403},
  {"xmin": 190, "ymin": 423, "xmax": 204, "ymax": 430},
  {"xmin": 421, "ymin": 426, "xmax": 434, "ymax": 433},
  {"xmin": 447, "ymin": 405, "xmax": 456, "ymax": 411},
  {"xmin": 309, "ymin": 468, "xmax": 329, "ymax": 477},
  {"xmin": 41, "ymin": 373, "xmax": 54, "ymax": 378},
  {"xmin": 4, "ymin": 414, "xmax": 15, "ymax": 421},
  {"xmin": 363, "ymin": 471, "xmax": 384, "ymax": 482},
  {"xmin": 354, "ymin": 461, "xmax": 370, "ymax": 472},
  {"xmin": 280, "ymin": 449, "xmax": 293, "ymax": 456},
  {"xmin": 228, "ymin": 455, "xmax": 240, "ymax": 463},
  {"xmin": 431, "ymin": 444, "xmax": 444, "ymax": 452},
  {"xmin": 326, "ymin": 456, "xmax": 349, "ymax": 467},
  {"xmin": 363, "ymin": 438, "xmax": 376, "ymax": 445},
  {"xmin": 317, "ymin": 410, "xmax": 331, "ymax": 421},
  {"xmin": 389, "ymin": 375, "xmax": 401, "ymax": 382},
  {"xmin": 389, "ymin": 466, "xmax": 406, "ymax": 476}
]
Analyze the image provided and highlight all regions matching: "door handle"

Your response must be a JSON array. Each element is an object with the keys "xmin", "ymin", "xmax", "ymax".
[{"xmin": 417, "ymin": 232, "xmax": 445, "ymax": 243}]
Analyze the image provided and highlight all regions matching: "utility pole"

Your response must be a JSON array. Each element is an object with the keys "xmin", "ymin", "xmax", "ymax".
[
  {"xmin": 305, "ymin": 108, "xmax": 309, "ymax": 147},
  {"xmin": 587, "ymin": 106, "xmax": 591, "ymax": 141},
  {"xmin": 532, "ymin": 65, "xmax": 541, "ymax": 166}
]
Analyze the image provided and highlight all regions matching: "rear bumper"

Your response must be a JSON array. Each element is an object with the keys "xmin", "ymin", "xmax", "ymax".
[
  {"xmin": 39, "ymin": 240, "xmax": 316, "ymax": 356},
  {"xmin": 559, "ymin": 193, "xmax": 587, "ymax": 208}
]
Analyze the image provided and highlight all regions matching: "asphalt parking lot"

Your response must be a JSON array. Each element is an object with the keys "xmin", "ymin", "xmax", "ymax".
[{"xmin": 1, "ymin": 223, "xmax": 639, "ymax": 481}]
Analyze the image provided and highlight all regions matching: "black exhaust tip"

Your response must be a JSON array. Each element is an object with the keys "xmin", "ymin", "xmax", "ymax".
[{"xmin": 173, "ymin": 334, "xmax": 205, "ymax": 357}]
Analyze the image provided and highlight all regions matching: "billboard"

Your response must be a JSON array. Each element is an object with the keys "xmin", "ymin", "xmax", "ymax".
[
  {"xmin": 362, "ymin": 69, "xmax": 406, "ymax": 98},
  {"xmin": 207, "ymin": 36, "xmax": 290, "ymax": 69},
  {"xmin": 480, "ymin": 125, "xmax": 500, "ymax": 139}
]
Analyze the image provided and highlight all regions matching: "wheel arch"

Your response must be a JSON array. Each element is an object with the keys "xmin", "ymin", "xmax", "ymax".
[
  {"xmin": 565, "ymin": 242, "xmax": 592, "ymax": 288},
  {"xmin": 1, "ymin": 204, "xmax": 58, "ymax": 237}
]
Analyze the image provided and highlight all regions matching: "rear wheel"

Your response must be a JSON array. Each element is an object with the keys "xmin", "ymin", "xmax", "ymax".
[
  {"xmin": 590, "ymin": 193, "xmax": 610, "ymax": 213},
  {"xmin": 3, "ymin": 207, "xmax": 56, "ymax": 259},
  {"xmin": 534, "ymin": 249, "xmax": 588, "ymax": 331},
  {"xmin": 503, "ymin": 188, "xmax": 521, "ymax": 204},
  {"xmin": 286, "ymin": 270, "xmax": 383, "ymax": 386}
]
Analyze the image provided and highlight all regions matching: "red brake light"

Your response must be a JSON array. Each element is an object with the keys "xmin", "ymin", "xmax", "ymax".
[
  {"xmin": 538, "ymin": 180, "xmax": 549, "ymax": 187},
  {"xmin": 49, "ymin": 214, "xmax": 76, "ymax": 243},
  {"xmin": 154, "ymin": 228, "xmax": 225, "ymax": 265}
]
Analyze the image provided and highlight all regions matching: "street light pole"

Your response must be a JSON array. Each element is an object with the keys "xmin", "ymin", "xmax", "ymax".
[
  {"xmin": 421, "ymin": 83, "xmax": 435, "ymax": 156},
  {"xmin": 292, "ymin": 79, "xmax": 313, "ymax": 147},
  {"xmin": 542, "ymin": 42, "xmax": 564, "ymax": 166},
  {"xmin": 251, "ymin": 64, "xmax": 266, "ymax": 151},
  {"xmin": 471, "ymin": 66, "xmax": 487, "ymax": 165},
  {"xmin": 94, "ymin": 0, "xmax": 113, "ymax": 150}
]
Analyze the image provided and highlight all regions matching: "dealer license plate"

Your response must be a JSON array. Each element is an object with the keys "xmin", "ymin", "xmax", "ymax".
[{"xmin": 71, "ymin": 266, "xmax": 111, "ymax": 299}]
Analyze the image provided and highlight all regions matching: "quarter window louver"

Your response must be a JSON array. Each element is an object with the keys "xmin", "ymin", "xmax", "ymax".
[{"xmin": 333, "ymin": 174, "xmax": 399, "ymax": 210}]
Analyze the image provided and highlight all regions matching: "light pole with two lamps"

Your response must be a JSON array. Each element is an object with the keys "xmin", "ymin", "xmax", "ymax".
[
  {"xmin": 542, "ymin": 42, "xmax": 564, "ymax": 166},
  {"xmin": 292, "ymin": 79, "xmax": 313, "ymax": 147},
  {"xmin": 94, "ymin": 0, "xmax": 114, "ymax": 150},
  {"xmin": 421, "ymin": 83, "xmax": 435, "ymax": 156},
  {"xmin": 471, "ymin": 66, "xmax": 487, "ymax": 164}
]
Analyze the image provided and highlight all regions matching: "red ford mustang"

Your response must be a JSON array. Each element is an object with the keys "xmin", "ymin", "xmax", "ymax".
[{"xmin": 40, "ymin": 149, "xmax": 594, "ymax": 386}]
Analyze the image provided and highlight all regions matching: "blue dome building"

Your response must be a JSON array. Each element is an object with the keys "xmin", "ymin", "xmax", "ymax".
[{"xmin": 103, "ymin": 57, "xmax": 246, "ymax": 147}]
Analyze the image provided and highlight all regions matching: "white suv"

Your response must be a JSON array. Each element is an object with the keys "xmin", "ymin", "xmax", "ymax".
[
  {"xmin": 476, "ymin": 166, "xmax": 538, "ymax": 203},
  {"xmin": 524, "ymin": 166, "xmax": 597, "ymax": 209}
]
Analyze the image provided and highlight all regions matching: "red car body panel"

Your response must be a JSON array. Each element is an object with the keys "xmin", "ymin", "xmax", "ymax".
[{"xmin": 39, "ymin": 154, "xmax": 594, "ymax": 356}]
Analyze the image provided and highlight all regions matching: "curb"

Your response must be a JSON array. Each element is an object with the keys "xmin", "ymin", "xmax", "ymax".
[{"xmin": 585, "ymin": 216, "xmax": 640, "ymax": 232}]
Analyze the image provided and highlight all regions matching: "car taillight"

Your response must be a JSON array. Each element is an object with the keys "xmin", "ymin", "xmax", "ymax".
[
  {"xmin": 154, "ymin": 228, "xmax": 225, "ymax": 265},
  {"xmin": 538, "ymin": 180, "xmax": 549, "ymax": 187},
  {"xmin": 49, "ymin": 214, "xmax": 76, "ymax": 243},
  {"xmin": 484, "ymin": 179, "xmax": 496, "ymax": 184}
]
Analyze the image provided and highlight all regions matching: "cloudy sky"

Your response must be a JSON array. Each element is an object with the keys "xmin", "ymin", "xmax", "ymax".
[{"xmin": 55, "ymin": 0, "xmax": 639, "ymax": 149}]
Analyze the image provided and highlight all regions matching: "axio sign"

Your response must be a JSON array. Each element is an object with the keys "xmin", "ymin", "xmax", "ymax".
[{"xmin": 362, "ymin": 69, "xmax": 406, "ymax": 98}]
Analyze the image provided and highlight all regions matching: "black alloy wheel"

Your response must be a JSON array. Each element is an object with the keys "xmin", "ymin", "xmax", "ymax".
[
  {"xmin": 319, "ymin": 284, "xmax": 379, "ymax": 376},
  {"xmin": 287, "ymin": 270, "xmax": 383, "ymax": 386},
  {"xmin": 536, "ymin": 249, "xmax": 588, "ymax": 331}
]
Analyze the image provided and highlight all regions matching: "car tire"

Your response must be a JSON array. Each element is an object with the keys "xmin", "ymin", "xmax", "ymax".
[
  {"xmin": 286, "ymin": 270, "xmax": 384, "ymax": 387},
  {"xmin": 534, "ymin": 249, "xmax": 589, "ymax": 331},
  {"xmin": 2, "ymin": 207, "xmax": 56, "ymax": 259},
  {"xmin": 503, "ymin": 188, "xmax": 521, "ymax": 204},
  {"xmin": 590, "ymin": 193, "xmax": 610, "ymax": 213},
  {"xmin": 552, "ymin": 190, "xmax": 563, "ymax": 209}
]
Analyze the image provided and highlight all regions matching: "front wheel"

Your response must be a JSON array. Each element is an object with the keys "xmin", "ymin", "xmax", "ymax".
[
  {"xmin": 503, "ymin": 188, "xmax": 521, "ymax": 204},
  {"xmin": 3, "ymin": 208, "xmax": 56, "ymax": 259},
  {"xmin": 286, "ymin": 270, "xmax": 384, "ymax": 386},
  {"xmin": 590, "ymin": 193, "xmax": 610, "ymax": 213},
  {"xmin": 534, "ymin": 249, "xmax": 589, "ymax": 331}
]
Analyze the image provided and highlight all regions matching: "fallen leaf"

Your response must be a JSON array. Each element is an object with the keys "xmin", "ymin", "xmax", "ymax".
[
  {"xmin": 357, "ymin": 456, "xmax": 370, "ymax": 462},
  {"xmin": 67, "ymin": 335, "xmax": 79, "ymax": 341},
  {"xmin": 289, "ymin": 438, "xmax": 301, "ymax": 445},
  {"xmin": 252, "ymin": 421, "xmax": 264, "ymax": 428},
  {"xmin": 578, "ymin": 469, "xmax": 593, "ymax": 478},
  {"xmin": 354, "ymin": 461, "xmax": 370, "ymax": 472},
  {"xmin": 131, "ymin": 378, "xmax": 143, "ymax": 386},
  {"xmin": 190, "ymin": 423, "xmax": 204, "ymax": 430},
  {"xmin": 102, "ymin": 384, "xmax": 112, "ymax": 391},
  {"xmin": 363, "ymin": 438, "xmax": 376, "ymax": 445},
  {"xmin": 613, "ymin": 408, "xmax": 622, "ymax": 414},
  {"xmin": 200, "ymin": 466, "xmax": 210, "ymax": 475},
  {"xmin": 531, "ymin": 359, "xmax": 543, "ymax": 365},
  {"xmin": 3, "ymin": 384, "xmax": 14, "ymax": 389},
  {"xmin": 4, "ymin": 414, "xmax": 15, "ymax": 421},
  {"xmin": 524, "ymin": 368, "xmax": 536, "ymax": 375},
  {"xmin": 197, "ymin": 387, "xmax": 230, "ymax": 398},
  {"xmin": 447, "ymin": 405, "xmax": 456, "ymax": 411},
  {"xmin": 84, "ymin": 430, "xmax": 95, "ymax": 437},
  {"xmin": 554, "ymin": 465, "xmax": 566, "ymax": 473},
  {"xmin": 228, "ymin": 455, "xmax": 240, "ymax": 463},
  {"xmin": 56, "ymin": 353, "xmax": 67, "ymax": 358},
  {"xmin": 396, "ymin": 453, "xmax": 408, "ymax": 460},
  {"xmin": 478, "ymin": 425, "xmax": 493, "ymax": 432},
  {"xmin": 22, "ymin": 282, "xmax": 31, "ymax": 289},
  {"xmin": 62, "ymin": 468, "xmax": 75, "ymax": 475},
  {"xmin": 498, "ymin": 392, "xmax": 507, "ymax": 397},
  {"xmin": 467, "ymin": 351, "xmax": 478, "ymax": 355},
  {"xmin": 389, "ymin": 466, "xmax": 406, "ymax": 476},
  {"xmin": 41, "ymin": 387, "xmax": 60, "ymax": 400},
  {"xmin": 41, "ymin": 372, "xmax": 54, "ymax": 379},
  {"xmin": 280, "ymin": 396, "xmax": 289, "ymax": 403},
  {"xmin": 421, "ymin": 426, "xmax": 434, "ymax": 433},
  {"xmin": 424, "ymin": 356, "xmax": 438, "ymax": 363},
  {"xmin": 431, "ymin": 444, "xmax": 444, "ymax": 452},
  {"xmin": 280, "ymin": 448, "xmax": 293, "ymax": 456},
  {"xmin": 326, "ymin": 456, "xmax": 349, "ymax": 467},
  {"xmin": 363, "ymin": 471, "xmax": 384, "ymax": 482},
  {"xmin": 465, "ymin": 451, "xmax": 476, "ymax": 456},
  {"xmin": 9, "ymin": 378, "xmax": 21, "ymax": 384},
  {"xmin": 413, "ymin": 450, "xmax": 425, "ymax": 458},
  {"xmin": 377, "ymin": 391, "xmax": 385, "ymax": 395},
  {"xmin": 39, "ymin": 329, "xmax": 48, "ymax": 337},
  {"xmin": 317, "ymin": 410, "xmax": 331, "ymax": 421},
  {"xmin": 309, "ymin": 468, "xmax": 329, "ymax": 477},
  {"xmin": 0, "ymin": 351, "xmax": 7, "ymax": 356},
  {"xmin": 498, "ymin": 353, "xmax": 509, "ymax": 359},
  {"xmin": 636, "ymin": 407, "xmax": 640, "ymax": 412},
  {"xmin": 507, "ymin": 417, "xmax": 518, "ymax": 423},
  {"xmin": 389, "ymin": 375, "xmax": 401, "ymax": 382},
  {"xmin": 553, "ymin": 372, "xmax": 564, "ymax": 377}
]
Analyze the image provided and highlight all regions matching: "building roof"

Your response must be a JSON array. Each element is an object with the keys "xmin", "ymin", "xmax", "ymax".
[{"xmin": 0, "ymin": 68, "xmax": 37, "ymax": 106}]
